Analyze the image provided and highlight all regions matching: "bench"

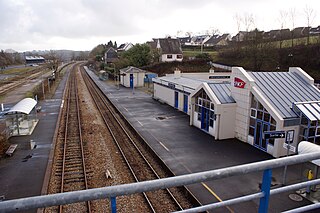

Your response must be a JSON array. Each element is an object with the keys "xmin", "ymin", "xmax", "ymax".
[{"xmin": 5, "ymin": 144, "xmax": 18, "ymax": 157}]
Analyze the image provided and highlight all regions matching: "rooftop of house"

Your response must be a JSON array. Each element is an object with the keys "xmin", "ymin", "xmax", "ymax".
[{"xmin": 149, "ymin": 38, "xmax": 182, "ymax": 54}]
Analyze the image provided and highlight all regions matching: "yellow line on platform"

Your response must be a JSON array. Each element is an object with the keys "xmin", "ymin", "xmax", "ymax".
[{"xmin": 201, "ymin": 183, "xmax": 234, "ymax": 213}]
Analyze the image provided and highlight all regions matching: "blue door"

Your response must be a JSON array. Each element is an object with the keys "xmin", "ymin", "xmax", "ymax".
[
  {"xmin": 130, "ymin": 74, "xmax": 133, "ymax": 88},
  {"xmin": 174, "ymin": 91, "xmax": 179, "ymax": 108},
  {"xmin": 183, "ymin": 95, "xmax": 188, "ymax": 113},
  {"xmin": 254, "ymin": 120, "xmax": 269, "ymax": 151},
  {"xmin": 201, "ymin": 107, "xmax": 210, "ymax": 132}
]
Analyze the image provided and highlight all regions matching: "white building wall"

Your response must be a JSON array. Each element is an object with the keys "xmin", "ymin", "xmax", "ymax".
[
  {"xmin": 153, "ymin": 84, "xmax": 175, "ymax": 107},
  {"xmin": 230, "ymin": 67, "xmax": 255, "ymax": 142},
  {"xmin": 161, "ymin": 54, "xmax": 183, "ymax": 62},
  {"xmin": 216, "ymin": 104, "xmax": 237, "ymax": 140},
  {"xmin": 120, "ymin": 72, "xmax": 145, "ymax": 88}
]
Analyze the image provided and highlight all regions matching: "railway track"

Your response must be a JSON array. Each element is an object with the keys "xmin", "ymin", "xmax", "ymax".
[
  {"xmin": 0, "ymin": 68, "xmax": 46, "ymax": 96},
  {"xmin": 55, "ymin": 65, "xmax": 91, "ymax": 213},
  {"xmin": 81, "ymin": 67, "xmax": 196, "ymax": 212}
]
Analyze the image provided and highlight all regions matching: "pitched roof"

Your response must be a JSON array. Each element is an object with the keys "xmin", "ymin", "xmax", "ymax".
[
  {"xmin": 105, "ymin": 47, "xmax": 118, "ymax": 62},
  {"xmin": 120, "ymin": 66, "xmax": 146, "ymax": 73},
  {"xmin": 248, "ymin": 71, "xmax": 320, "ymax": 119},
  {"xmin": 150, "ymin": 38, "xmax": 182, "ymax": 54},
  {"xmin": 25, "ymin": 56, "xmax": 45, "ymax": 60},
  {"xmin": 204, "ymin": 34, "xmax": 230, "ymax": 45},
  {"xmin": 207, "ymin": 83, "xmax": 235, "ymax": 104}
]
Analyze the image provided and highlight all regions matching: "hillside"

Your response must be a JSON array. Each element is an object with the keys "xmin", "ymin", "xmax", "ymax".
[
  {"xmin": 214, "ymin": 41, "xmax": 320, "ymax": 79},
  {"xmin": 141, "ymin": 59, "xmax": 211, "ymax": 76}
]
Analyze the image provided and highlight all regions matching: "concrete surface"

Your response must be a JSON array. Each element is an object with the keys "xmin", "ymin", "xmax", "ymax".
[{"xmin": 87, "ymin": 69, "xmax": 318, "ymax": 213}]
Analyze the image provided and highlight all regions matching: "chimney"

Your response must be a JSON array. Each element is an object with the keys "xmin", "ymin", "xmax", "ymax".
[{"xmin": 174, "ymin": 68, "xmax": 181, "ymax": 78}]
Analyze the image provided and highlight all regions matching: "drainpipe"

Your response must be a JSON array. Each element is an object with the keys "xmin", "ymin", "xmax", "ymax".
[{"xmin": 215, "ymin": 114, "xmax": 220, "ymax": 140}]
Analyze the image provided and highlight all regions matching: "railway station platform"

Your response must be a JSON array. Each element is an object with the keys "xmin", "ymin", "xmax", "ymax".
[
  {"xmin": 86, "ymin": 69, "xmax": 317, "ymax": 213},
  {"xmin": 0, "ymin": 67, "xmax": 69, "ymax": 212}
]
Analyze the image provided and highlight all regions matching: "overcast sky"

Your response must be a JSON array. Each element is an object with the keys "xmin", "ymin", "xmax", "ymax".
[{"xmin": 1, "ymin": 0, "xmax": 320, "ymax": 52}]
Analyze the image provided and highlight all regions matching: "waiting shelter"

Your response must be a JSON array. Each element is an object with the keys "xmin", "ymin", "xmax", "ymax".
[
  {"xmin": 5, "ymin": 98, "xmax": 39, "ymax": 137},
  {"xmin": 120, "ymin": 66, "xmax": 146, "ymax": 88}
]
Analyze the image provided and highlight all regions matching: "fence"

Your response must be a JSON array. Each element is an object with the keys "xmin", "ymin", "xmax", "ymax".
[{"xmin": 1, "ymin": 152, "xmax": 320, "ymax": 213}]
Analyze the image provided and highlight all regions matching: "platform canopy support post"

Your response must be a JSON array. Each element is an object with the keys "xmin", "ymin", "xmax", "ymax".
[
  {"xmin": 111, "ymin": 197, "xmax": 117, "ymax": 213},
  {"xmin": 259, "ymin": 169, "xmax": 272, "ymax": 213}
]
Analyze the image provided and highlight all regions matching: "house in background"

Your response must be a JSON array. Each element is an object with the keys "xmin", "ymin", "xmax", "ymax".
[
  {"xmin": 117, "ymin": 43, "xmax": 133, "ymax": 52},
  {"xmin": 177, "ymin": 36, "xmax": 191, "ymax": 46},
  {"xmin": 148, "ymin": 38, "xmax": 183, "ymax": 62},
  {"xmin": 189, "ymin": 35, "xmax": 210, "ymax": 46},
  {"xmin": 104, "ymin": 47, "xmax": 118, "ymax": 64},
  {"xmin": 203, "ymin": 34, "xmax": 231, "ymax": 47}
]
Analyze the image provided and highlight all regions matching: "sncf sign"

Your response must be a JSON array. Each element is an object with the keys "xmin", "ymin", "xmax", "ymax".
[{"xmin": 234, "ymin": 77, "xmax": 246, "ymax": 89}]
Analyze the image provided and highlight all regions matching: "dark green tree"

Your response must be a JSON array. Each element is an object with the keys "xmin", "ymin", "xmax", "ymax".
[
  {"xmin": 107, "ymin": 40, "xmax": 113, "ymax": 47},
  {"xmin": 121, "ymin": 44, "xmax": 151, "ymax": 67}
]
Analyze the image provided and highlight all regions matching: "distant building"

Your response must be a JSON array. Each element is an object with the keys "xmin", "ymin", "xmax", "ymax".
[
  {"xmin": 104, "ymin": 47, "xmax": 118, "ymax": 63},
  {"xmin": 148, "ymin": 38, "xmax": 183, "ymax": 62},
  {"xmin": 177, "ymin": 36, "xmax": 191, "ymax": 46},
  {"xmin": 203, "ymin": 34, "xmax": 231, "ymax": 47},
  {"xmin": 190, "ymin": 35, "xmax": 210, "ymax": 46},
  {"xmin": 25, "ymin": 56, "xmax": 45, "ymax": 65},
  {"xmin": 117, "ymin": 43, "xmax": 133, "ymax": 52}
]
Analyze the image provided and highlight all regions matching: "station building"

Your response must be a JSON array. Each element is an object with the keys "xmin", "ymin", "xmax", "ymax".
[
  {"xmin": 120, "ymin": 66, "xmax": 146, "ymax": 88},
  {"xmin": 153, "ymin": 67, "xmax": 320, "ymax": 157}
]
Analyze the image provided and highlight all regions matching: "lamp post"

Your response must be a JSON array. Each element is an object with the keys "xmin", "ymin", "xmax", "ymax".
[
  {"xmin": 110, "ymin": 63, "xmax": 118, "ymax": 89},
  {"xmin": 288, "ymin": 53, "xmax": 293, "ymax": 67}
]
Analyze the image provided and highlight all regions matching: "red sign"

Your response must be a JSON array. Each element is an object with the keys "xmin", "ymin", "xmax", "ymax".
[{"xmin": 234, "ymin": 77, "xmax": 246, "ymax": 88}]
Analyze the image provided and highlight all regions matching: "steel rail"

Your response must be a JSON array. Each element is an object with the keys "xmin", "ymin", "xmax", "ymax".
[
  {"xmin": 81, "ymin": 69, "xmax": 184, "ymax": 211},
  {"xmin": 80, "ymin": 70, "xmax": 156, "ymax": 212},
  {"xmin": 58, "ymin": 66, "xmax": 91, "ymax": 213}
]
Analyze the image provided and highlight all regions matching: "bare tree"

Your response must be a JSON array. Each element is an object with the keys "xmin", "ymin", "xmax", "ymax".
[
  {"xmin": 304, "ymin": 5, "xmax": 316, "ymax": 45},
  {"xmin": 242, "ymin": 13, "xmax": 254, "ymax": 41},
  {"xmin": 46, "ymin": 50, "xmax": 60, "ymax": 76},
  {"xmin": 176, "ymin": 30, "xmax": 183, "ymax": 37},
  {"xmin": 243, "ymin": 13, "xmax": 254, "ymax": 32},
  {"xmin": 289, "ymin": 8, "xmax": 296, "ymax": 47},
  {"xmin": 234, "ymin": 14, "xmax": 242, "ymax": 42},
  {"xmin": 185, "ymin": 31, "xmax": 193, "ymax": 38},
  {"xmin": 278, "ymin": 10, "xmax": 288, "ymax": 49}
]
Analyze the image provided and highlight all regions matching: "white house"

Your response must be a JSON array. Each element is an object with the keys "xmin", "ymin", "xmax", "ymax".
[
  {"xmin": 119, "ymin": 66, "xmax": 146, "ymax": 88},
  {"xmin": 148, "ymin": 38, "xmax": 183, "ymax": 62},
  {"xmin": 117, "ymin": 43, "xmax": 133, "ymax": 52}
]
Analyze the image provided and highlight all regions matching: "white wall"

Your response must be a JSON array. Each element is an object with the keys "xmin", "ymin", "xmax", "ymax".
[
  {"xmin": 154, "ymin": 84, "xmax": 191, "ymax": 115},
  {"xmin": 230, "ymin": 67, "xmax": 255, "ymax": 142},
  {"xmin": 216, "ymin": 104, "xmax": 236, "ymax": 140},
  {"xmin": 120, "ymin": 72, "xmax": 145, "ymax": 88},
  {"xmin": 165, "ymin": 72, "xmax": 231, "ymax": 82},
  {"xmin": 161, "ymin": 54, "xmax": 183, "ymax": 62},
  {"xmin": 153, "ymin": 84, "xmax": 175, "ymax": 107}
]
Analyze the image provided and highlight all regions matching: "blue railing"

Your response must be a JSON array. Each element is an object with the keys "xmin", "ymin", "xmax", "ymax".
[{"xmin": 1, "ymin": 152, "xmax": 320, "ymax": 213}]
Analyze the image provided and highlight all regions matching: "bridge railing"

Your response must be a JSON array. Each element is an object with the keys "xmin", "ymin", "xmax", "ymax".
[{"xmin": 1, "ymin": 152, "xmax": 320, "ymax": 213}]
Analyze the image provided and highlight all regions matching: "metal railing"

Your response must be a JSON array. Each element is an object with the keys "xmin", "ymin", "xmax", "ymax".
[{"xmin": 1, "ymin": 152, "xmax": 320, "ymax": 213}]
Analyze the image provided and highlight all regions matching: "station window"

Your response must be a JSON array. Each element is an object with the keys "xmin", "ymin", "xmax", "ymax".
[
  {"xmin": 248, "ymin": 94, "xmax": 277, "ymax": 146},
  {"xmin": 177, "ymin": 54, "xmax": 183, "ymax": 59},
  {"xmin": 316, "ymin": 127, "xmax": 320, "ymax": 137},
  {"xmin": 195, "ymin": 89, "xmax": 215, "ymax": 128},
  {"xmin": 250, "ymin": 108, "xmax": 257, "ymax": 118},
  {"xmin": 167, "ymin": 55, "xmax": 173, "ymax": 59}
]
